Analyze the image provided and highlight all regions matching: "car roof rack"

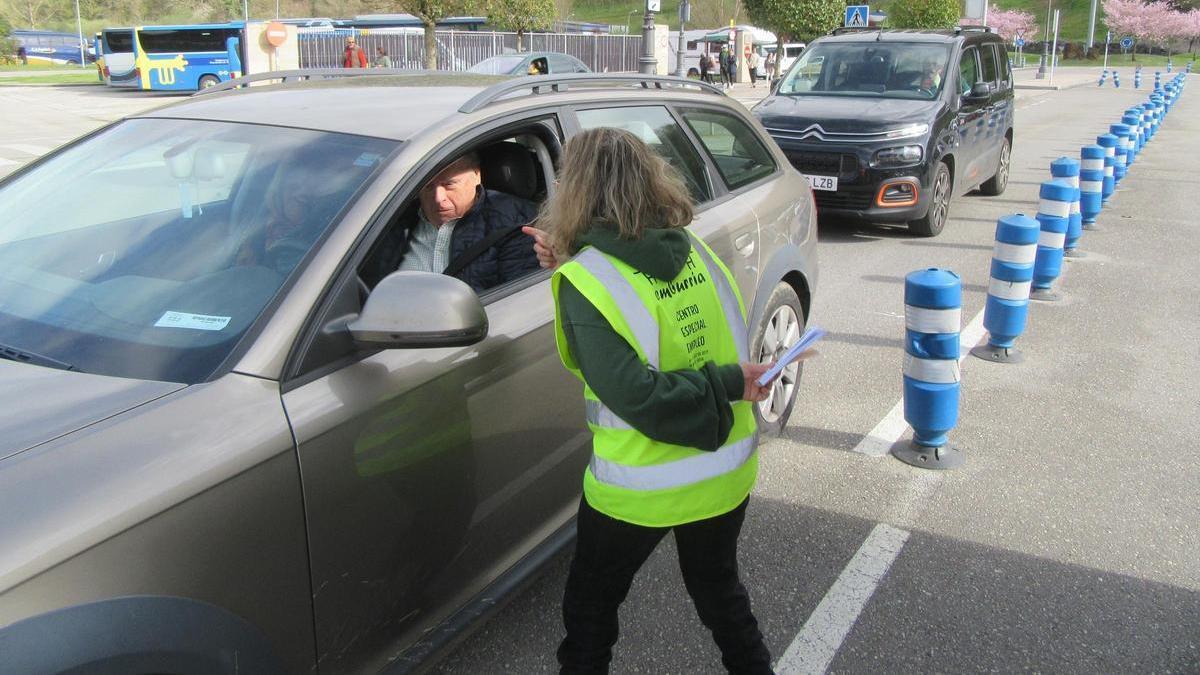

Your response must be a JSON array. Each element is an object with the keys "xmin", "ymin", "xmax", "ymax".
[
  {"xmin": 830, "ymin": 26, "xmax": 881, "ymax": 35},
  {"xmin": 955, "ymin": 25, "xmax": 993, "ymax": 33},
  {"xmin": 458, "ymin": 74, "xmax": 724, "ymax": 114},
  {"xmin": 193, "ymin": 68, "xmax": 434, "ymax": 95}
]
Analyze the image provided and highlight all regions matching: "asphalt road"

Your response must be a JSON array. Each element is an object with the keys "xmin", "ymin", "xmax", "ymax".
[{"xmin": 0, "ymin": 78, "xmax": 1195, "ymax": 673}]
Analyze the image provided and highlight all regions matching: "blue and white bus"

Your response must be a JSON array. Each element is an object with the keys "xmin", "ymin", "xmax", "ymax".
[
  {"xmin": 12, "ymin": 30, "xmax": 95, "ymax": 65},
  {"xmin": 131, "ymin": 23, "xmax": 244, "ymax": 91},
  {"xmin": 97, "ymin": 28, "xmax": 137, "ymax": 87}
]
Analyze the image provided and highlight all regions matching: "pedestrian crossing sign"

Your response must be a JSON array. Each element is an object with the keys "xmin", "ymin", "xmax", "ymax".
[{"xmin": 845, "ymin": 5, "xmax": 869, "ymax": 28}]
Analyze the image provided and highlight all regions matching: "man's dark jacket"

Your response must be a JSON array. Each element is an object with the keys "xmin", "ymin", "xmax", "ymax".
[{"xmin": 366, "ymin": 188, "xmax": 540, "ymax": 293}]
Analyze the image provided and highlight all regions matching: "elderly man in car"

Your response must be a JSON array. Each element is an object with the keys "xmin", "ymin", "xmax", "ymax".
[{"xmin": 394, "ymin": 152, "xmax": 541, "ymax": 293}]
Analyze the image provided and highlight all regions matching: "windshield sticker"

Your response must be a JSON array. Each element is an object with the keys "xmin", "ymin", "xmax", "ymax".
[
  {"xmin": 154, "ymin": 311, "xmax": 231, "ymax": 331},
  {"xmin": 354, "ymin": 152, "xmax": 382, "ymax": 167}
]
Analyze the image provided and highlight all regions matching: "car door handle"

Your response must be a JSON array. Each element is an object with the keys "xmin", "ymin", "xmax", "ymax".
[{"xmin": 734, "ymin": 233, "xmax": 755, "ymax": 256}]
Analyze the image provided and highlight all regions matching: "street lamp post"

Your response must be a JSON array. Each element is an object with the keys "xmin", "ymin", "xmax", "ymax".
[
  {"xmin": 639, "ymin": 0, "xmax": 658, "ymax": 75},
  {"xmin": 675, "ymin": 0, "xmax": 690, "ymax": 78},
  {"xmin": 1036, "ymin": 0, "xmax": 1051, "ymax": 79},
  {"xmin": 74, "ymin": 0, "xmax": 85, "ymax": 68}
]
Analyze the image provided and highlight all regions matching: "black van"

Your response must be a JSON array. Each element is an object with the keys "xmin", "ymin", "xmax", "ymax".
[{"xmin": 752, "ymin": 27, "xmax": 1014, "ymax": 236}]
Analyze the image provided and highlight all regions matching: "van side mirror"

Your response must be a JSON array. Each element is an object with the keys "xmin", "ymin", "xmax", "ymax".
[
  {"xmin": 966, "ymin": 81, "xmax": 991, "ymax": 100},
  {"xmin": 348, "ymin": 271, "xmax": 488, "ymax": 349}
]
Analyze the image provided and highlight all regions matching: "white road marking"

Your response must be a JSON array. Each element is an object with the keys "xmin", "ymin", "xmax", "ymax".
[
  {"xmin": 850, "ymin": 308, "xmax": 985, "ymax": 456},
  {"xmin": 775, "ymin": 523, "xmax": 911, "ymax": 675},
  {"xmin": 3, "ymin": 144, "xmax": 52, "ymax": 156}
]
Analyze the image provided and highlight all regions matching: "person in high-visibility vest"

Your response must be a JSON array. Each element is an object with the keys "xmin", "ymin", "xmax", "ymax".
[{"xmin": 533, "ymin": 127, "xmax": 802, "ymax": 673}]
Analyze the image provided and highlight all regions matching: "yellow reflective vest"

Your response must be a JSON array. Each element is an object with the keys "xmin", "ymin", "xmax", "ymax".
[{"xmin": 552, "ymin": 231, "xmax": 758, "ymax": 527}]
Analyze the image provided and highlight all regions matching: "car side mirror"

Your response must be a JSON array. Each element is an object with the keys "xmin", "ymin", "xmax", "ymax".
[
  {"xmin": 348, "ymin": 271, "xmax": 487, "ymax": 349},
  {"xmin": 965, "ymin": 81, "xmax": 991, "ymax": 100}
]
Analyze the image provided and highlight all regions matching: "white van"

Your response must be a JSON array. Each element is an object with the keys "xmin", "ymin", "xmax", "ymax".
[{"xmin": 764, "ymin": 42, "xmax": 806, "ymax": 74}]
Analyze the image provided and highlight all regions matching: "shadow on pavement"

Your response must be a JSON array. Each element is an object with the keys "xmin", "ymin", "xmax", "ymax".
[{"xmin": 432, "ymin": 498, "xmax": 1200, "ymax": 673}]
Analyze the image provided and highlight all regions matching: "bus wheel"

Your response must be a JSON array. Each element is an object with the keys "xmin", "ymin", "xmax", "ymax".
[{"xmin": 198, "ymin": 75, "xmax": 220, "ymax": 89}]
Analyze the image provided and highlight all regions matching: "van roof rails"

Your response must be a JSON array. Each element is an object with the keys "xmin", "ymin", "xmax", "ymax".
[
  {"xmin": 955, "ymin": 25, "xmax": 993, "ymax": 33},
  {"xmin": 194, "ymin": 68, "xmax": 432, "ymax": 95}
]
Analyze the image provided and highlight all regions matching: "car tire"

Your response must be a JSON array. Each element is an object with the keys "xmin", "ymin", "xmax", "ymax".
[
  {"xmin": 979, "ymin": 136, "xmax": 1011, "ymax": 196},
  {"xmin": 909, "ymin": 161, "xmax": 951, "ymax": 237},
  {"xmin": 198, "ymin": 74, "xmax": 221, "ymax": 89},
  {"xmin": 751, "ymin": 282, "xmax": 806, "ymax": 435}
]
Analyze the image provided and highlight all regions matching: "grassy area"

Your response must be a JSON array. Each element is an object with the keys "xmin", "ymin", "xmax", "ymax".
[
  {"xmin": 1061, "ymin": 53, "xmax": 1197, "ymax": 67},
  {"xmin": 570, "ymin": 0, "xmax": 686, "ymax": 31},
  {"xmin": 0, "ymin": 62, "xmax": 92, "ymax": 72},
  {"xmin": 0, "ymin": 74, "xmax": 101, "ymax": 85}
]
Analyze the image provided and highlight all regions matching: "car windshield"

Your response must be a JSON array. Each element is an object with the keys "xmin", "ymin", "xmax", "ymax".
[
  {"xmin": 469, "ymin": 55, "xmax": 525, "ymax": 74},
  {"xmin": 777, "ymin": 42, "xmax": 952, "ymax": 100},
  {"xmin": 0, "ymin": 118, "xmax": 396, "ymax": 384}
]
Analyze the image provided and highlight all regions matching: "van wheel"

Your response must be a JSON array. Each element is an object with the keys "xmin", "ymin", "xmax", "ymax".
[
  {"xmin": 751, "ymin": 283, "xmax": 806, "ymax": 435},
  {"xmin": 979, "ymin": 136, "xmax": 1011, "ymax": 196},
  {"xmin": 198, "ymin": 75, "xmax": 221, "ymax": 89},
  {"xmin": 909, "ymin": 161, "xmax": 951, "ymax": 237}
]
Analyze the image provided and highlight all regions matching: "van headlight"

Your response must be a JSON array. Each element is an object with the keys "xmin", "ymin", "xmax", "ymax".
[{"xmin": 870, "ymin": 145, "xmax": 924, "ymax": 168}]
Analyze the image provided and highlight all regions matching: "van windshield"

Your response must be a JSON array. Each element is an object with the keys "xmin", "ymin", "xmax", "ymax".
[{"xmin": 778, "ymin": 42, "xmax": 952, "ymax": 100}]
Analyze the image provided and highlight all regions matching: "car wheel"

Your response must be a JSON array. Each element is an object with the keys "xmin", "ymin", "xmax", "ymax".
[
  {"xmin": 198, "ymin": 74, "xmax": 221, "ymax": 89},
  {"xmin": 979, "ymin": 136, "xmax": 1011, "ymax": 196},
  {"xmin": 909, "ymin": 161, "xmax": 951, "ymax": 237},
  {"xmin": 751, "ymin": 282, "xmax": 806, "ymax": 434}
]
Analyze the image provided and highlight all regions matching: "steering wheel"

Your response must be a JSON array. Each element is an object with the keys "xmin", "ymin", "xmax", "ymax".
[{"xmin": 262, "ymin": 238, "xmax": 310, "ymax": 275}]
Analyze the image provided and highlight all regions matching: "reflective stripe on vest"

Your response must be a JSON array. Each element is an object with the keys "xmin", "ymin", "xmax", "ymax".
[
  {"xmin": 589, "ymin": 435, "xmax": 756, "ymax": 491},
  {"xmin": 585, "ymin": 398, "xmax": 633, "ymax": 430},
  {"xmin": 573, "ymin": 247, "xmax": 661, "ymax": 368}
]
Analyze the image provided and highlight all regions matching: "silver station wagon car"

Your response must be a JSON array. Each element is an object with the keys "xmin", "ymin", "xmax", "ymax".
[{"xmin": 0, "ymin": 72, "xmax": 817, "ymax": 673}]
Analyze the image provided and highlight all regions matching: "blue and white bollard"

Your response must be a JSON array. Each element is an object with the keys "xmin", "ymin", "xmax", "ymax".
[
  {"xmin": 1135, "ymin": 67, "xmax": 1143, "ymax": 89},
  {"xmin": 1167, "ymin": 59, "xmax": 1173, "ymax": 73},
  {"xmin": 1151, "ymin": 95, "xmax": 1165, "ymax": 134},
  {"xmin": 972, "ymin": 214, "xmax": 1040, "ymax": 364},
  {"xmin": 1098, "ymin": 69, "xmax": 1108, "ymax": 87},
  {"xmin": 1079, "ymin": 166, "xmax": 1104, "ymax": 231},
  {"xmin": 898, "ymin": 268, "xmax": 964, "ymax": 469},
  {"xmin": 1109, "ymin": 123, "xmax": 1131, "ymax": 185},
  {"xmin": 1114, "ymin": 71, "xmax": 1121, "ymax": 88},
  {"xmin": 1031, "ymin": 180, "xmax": 1073, "ymax": 301},
  {"xmin": 1155, "ymin": 71, "xmax": 1162, "ymax": 91},
  {"xmin": 1141, "ymin": 103, "xmax": 1154, "ymax": 144},
  {"xmin": 1122, "ymin": 111, "xmax": 1142, "ymax": 164},
  {"xmin": 1051, "ymin": 157, "xmax": 1084, "ymax": 257},
  {"xmin": 1188, "ymin": 61, "xmax": 1193, "ymax": 74},
  {"xmin": 1096, "ymin": 133, "xmax": 1117, "ymax": 204}
]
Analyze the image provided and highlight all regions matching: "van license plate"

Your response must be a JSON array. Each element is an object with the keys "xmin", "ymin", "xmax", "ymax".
[{"xmin": 806, "ymin": 175, "xmax": 838, "ymax": 191}]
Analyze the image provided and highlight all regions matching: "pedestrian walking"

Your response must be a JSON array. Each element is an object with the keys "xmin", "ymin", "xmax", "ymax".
[
  {"xmin": 725, "ymin": 48, "xmax": 738, "ymax": 87},
  {"xmin": 535, "ymin": 126, "xmax": 799, "ymax": 674},
  {"xmin": 699, "ymin": 51, "xmax": 711, "ymax": 84},
  {"xmin": 17, "ymin": 45, "xmax": 27, "ymax": 66},
  {"xmin": 343, "ymin": 36, "xmax": 367, "ymax": 68},
  {"xmin": 764, "ymin": 51, "xmax": 776, "ymax": 80},
  {"xmin": 373, "ymin": 46, "xmax": 392, "ymax": 68},
  {"xmin": 719, "ymin": 45, "xmax": 732, "ymax": 88},
  {"xmin": 748, "ymin": 50, "xmax": 761, "ymax": 87}
]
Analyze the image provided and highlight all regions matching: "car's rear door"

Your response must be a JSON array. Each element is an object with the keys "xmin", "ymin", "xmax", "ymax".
[{"xmin": 974, "ymin": 42, "xmax": 1006, "ymax": 179}]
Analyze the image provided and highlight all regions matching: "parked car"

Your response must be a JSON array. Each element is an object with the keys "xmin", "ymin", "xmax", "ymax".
[
  {"xmin": 0, "ymin": 72, "xmax": 816, "ymax": 673},
  {"xmin": 753, "ymin": 27, "xmax": 1014, "ymax": 236},
  {"xmin": 468, "ymin": 51, "xmax": 590, "ymax": 75}
]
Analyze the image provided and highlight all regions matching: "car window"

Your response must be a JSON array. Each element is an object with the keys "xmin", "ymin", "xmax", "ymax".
[
  {"xmin": 547, "ymin": 54, "xmax": 580, "ymax": 73},
  {"xmin": 959, "ymin": 47, "xmax": 980, "ymax": 96},
  {"xmin": 978, "ymin": 44, "xmax": 999, "ymax": 84},
  {"xmin": 0, "ymin": 118, "xmax": 394, "ymax": 383},
  {"xmin": 576, "ymin": 106, "xmax": 712, "ymax": 203},
  {"xmin": 678, "ymin": 108, "xmax": 776, "ymax": 191},
  {"xmin": 995, "ymin": 44, "xmax": 1011, "ymax": 85}
]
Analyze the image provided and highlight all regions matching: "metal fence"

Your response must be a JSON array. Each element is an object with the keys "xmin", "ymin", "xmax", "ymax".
[{"xmin": 298, "ymin": 30, "xmax": 642, "ymax": 74}]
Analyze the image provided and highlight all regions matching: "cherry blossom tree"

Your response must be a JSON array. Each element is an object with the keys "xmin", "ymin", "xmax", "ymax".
[{"xmin": 988, "ymin": 8, "xmax": 1039, "ymax": 42}]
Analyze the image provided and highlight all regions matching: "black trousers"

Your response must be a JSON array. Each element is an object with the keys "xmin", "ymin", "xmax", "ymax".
[{"xmin": 557, "ymin": 496, "xmax": 772, "ymax": 674}]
